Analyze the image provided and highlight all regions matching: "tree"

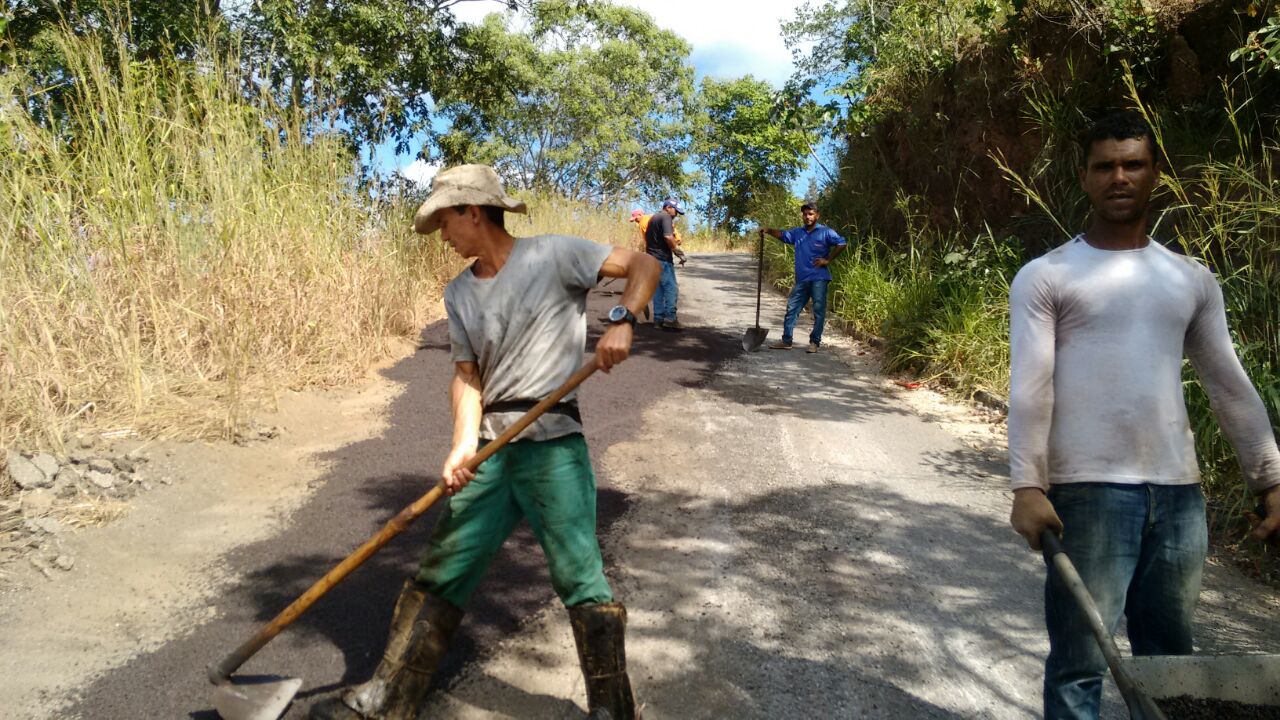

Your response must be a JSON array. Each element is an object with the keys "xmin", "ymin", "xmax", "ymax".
[
  {"xmin": 2, "ymin": 0, "xmax": 220, "ymax": 125},
  {"xmin": 693, "ymin": 75, "xmax": 813, "ymax": 231},
  {"xmin": 782, "ymin": 0, "xmax": 1017, "ymax": 129},
  {"xmin": 3, "ymin": 0, "xmax": 218, "ymax": 66},
  {"xmin": 432, "ymin": 0, "xmax": 697, "ymax": 203},
  {"xmin": 228, "ymin": 0, "xmax": 519, "ymax": 160},
  {"xmin": 1, "ymin": 1, "xmax": 513, "ymax": 160}
]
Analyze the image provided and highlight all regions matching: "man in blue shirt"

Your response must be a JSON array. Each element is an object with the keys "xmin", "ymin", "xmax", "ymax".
[{"xmin": 760, "ymin": 203, "xmax": 847, "ymax": 352}]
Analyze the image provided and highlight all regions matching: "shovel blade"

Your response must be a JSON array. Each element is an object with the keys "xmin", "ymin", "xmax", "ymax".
[
  {"xmin": 213, "ymin": 675, "xmax": 302, "ymax": 720},
  {"xmin": 742, "ymin": 327, "xmax": 769, "ymax": 352}
]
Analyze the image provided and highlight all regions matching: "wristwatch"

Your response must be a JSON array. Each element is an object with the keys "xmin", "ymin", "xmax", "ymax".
[{"xmin": 607, "ymin": 304, "xmax": 637, "ymax": 326}]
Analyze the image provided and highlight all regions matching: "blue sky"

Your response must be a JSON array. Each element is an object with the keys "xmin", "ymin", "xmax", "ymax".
[{"xmin": 379, "ymin": 0, "xmax": 818, "ymax": 202}]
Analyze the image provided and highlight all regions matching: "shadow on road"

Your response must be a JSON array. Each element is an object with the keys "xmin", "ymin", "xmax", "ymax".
[
  {"xmin": 432, "ymin": 479, "xmax": 1046, "ymax": 718},
  {"xmin": 70, "ymin": 282, "xmax": 744, "ymax": 720}
]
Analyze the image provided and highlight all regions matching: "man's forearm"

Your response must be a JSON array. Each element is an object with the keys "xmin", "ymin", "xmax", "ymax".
[
  {"xmin": 450, "ymin": 366, "xmax": 483, "ymax": 449},
  {"xmin": 620, "ymin": 254, "xmax": 660, "ymax": 313},
  {"xmin": 1197, "ymin": 368, "xmax": 1280, "ymax": 493},
  {"xmin": 827, "ymin": 245, "xmax": 845, "ymax": 262}
]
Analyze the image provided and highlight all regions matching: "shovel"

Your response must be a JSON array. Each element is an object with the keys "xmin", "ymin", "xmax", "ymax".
[
  {"xmin": 741, "ymin": 229, "xmax": 769, "ymax": 351},
  {"xmin": 208, "ymin": 362, "xmax": 600, "ymax": 720},
  {"xmin": 1040, "ymin": 530, "xmax": 1167, "ymax": 720}
]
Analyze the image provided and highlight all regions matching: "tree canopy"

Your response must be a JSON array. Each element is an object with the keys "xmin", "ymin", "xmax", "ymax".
[
  {"xmin": 2, "ymin": 1, "xmax": 818, "ymax": 219},
  {"xmin": 693, "ymin": 75, "xmax": 814, "ymax": 230},
  {"xmin": 432, "ymin": 0, "xmax": 697, "ymax": 203},
  {"xmin": 2, "ymin": 0, "xmax": 516, "ymax": 157},
  {"xmin": 228, "ymin": 0, "xmax": 519, "ymax": 158}
]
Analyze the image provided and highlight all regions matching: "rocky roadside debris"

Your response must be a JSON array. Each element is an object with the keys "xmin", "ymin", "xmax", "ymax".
[
  {"xmin": 0, "ymin": 434, "xmax": 163, "ymax": 581},
  {"xmin": 233, "ymin": 420, "xmax": 281, "ymax": 446},
  {"xmin": 1, "ymin": 421, "xmax": 283, "ymax": 582}
]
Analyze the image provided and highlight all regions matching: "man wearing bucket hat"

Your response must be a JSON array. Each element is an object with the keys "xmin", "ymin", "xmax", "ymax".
[
  {"xmin": 311, "ymin": 164, "xmax": 659, "ymax": 720},
  {"xmin": 644, "ymin": 198, "xmax": 686, "ymax": 330}
]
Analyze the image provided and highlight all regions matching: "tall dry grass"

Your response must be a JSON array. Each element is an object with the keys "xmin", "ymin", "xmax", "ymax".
[
  {"xmin": 0, "ymin": 31, "xmax": 709, "ymax": 461},
  {"xmin": 507, "ymin": 193, "xmax": 639, "ymax": 248},
  {"xmin": 0, "ymin": 32, "xmax": 450, "ymax": 452},
  {"xmin": 508, "ymin": 196, "xmax": 739, "ymax": 253}
]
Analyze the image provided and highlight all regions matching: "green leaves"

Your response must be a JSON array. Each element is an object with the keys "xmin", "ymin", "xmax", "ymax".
[
  {"xmin": 1233, "ymin": 13, "xmax": 1280, "ymax": 75},
  {"xmin": 231, "ymin": 0, "xmax": 467, "ymax": 157},
  {"xmin": 693, "ymin": 75, "xmax": 816, "ymax": 230},
  {"xmin": 432, "ymin": 1, "xmax": 697, "ymax": 203}
]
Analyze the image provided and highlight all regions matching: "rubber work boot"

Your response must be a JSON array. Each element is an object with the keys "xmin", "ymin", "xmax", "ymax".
[
  {"xmin": 310, "ymin": 579, "xmax": 463, "ymax": 720},
  {"xmin": 568, "ymin": 602, "xmax": 639, "ymax": 720}
]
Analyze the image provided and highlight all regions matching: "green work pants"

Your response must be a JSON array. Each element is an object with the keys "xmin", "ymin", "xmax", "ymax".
[{"xmin": 416, "ymin": 433, "xmax": 613, "ymax": 609}]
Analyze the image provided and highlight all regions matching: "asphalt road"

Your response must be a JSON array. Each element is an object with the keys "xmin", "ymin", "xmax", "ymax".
[
  {"xmin": 48, "ymin": 252, "xmax": 1280, "ymax": 719},
  {"xmin": 65, "ymin": 263, "xmax": 743, "ymax": 719}
]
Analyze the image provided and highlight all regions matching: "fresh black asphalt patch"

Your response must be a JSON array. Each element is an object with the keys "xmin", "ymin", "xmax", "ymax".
[{"xmin": 68, "ymin": 280, "xmax": 742, "ymax": 719}]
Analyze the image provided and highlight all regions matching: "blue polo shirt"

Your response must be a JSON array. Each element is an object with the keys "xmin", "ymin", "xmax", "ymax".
[{"xmin": 781, "ymin": 224, "xmax": 846, "ymax": 282}]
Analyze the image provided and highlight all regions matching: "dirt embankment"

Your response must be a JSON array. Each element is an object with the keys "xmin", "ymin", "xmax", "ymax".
[{"xmin": 843, "ymin": 0, "xmax": 1268, "ymax": 246}]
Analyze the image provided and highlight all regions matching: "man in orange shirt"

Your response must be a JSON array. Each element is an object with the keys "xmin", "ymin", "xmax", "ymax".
[
  {"xmin": 630, "ymin": 208, "xmax": 686, "ymax": 265},
  {"xmin": 628, "ymin": 209, "xmax": 648, "ymax": 252}
]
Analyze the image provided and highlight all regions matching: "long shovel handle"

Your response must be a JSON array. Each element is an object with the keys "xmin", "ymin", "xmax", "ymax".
[
  {"xmin": 755, "ymin": 230, "xmax": 765, "ymax": 328},
  {"xmin": 1040, "ymin": 531, "xmax": 1167, "ymax": 720},
  {"xmin": 209, "ymin": 362, "xmax": 599, "ymax": 685}
]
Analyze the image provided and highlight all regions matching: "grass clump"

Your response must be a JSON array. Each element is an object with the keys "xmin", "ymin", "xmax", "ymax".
[
  {"xmin": 0, "ymin": 31, "xmax": 447, "ymax": 454},
  {"xmin": 508, "ymin": 193, "xmax": 648, "ymax": 249},
  {"xmin": 822, "ymin": 230, "xmax": 1016, "ymax": 399}
]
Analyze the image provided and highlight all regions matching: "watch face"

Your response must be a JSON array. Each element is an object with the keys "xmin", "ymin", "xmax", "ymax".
[{"xmin": 608, "ymin": 305, "xmax": 627, "ymax": 322}]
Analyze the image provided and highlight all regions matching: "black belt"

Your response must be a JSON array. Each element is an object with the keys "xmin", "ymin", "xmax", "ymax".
[{"xmin": 483, "ymin": 400, "xmax": 582, "ymax": 424}]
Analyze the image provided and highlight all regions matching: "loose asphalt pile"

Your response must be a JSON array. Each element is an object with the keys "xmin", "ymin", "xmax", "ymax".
[{"xmin": 1157, "ymin": 694, "xmax": 1280, "ymax": 719}]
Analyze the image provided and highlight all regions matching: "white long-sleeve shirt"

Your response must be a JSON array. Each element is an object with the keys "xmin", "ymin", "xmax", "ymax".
[{"xmin": 1008, "ymin": 235, "xmax": 1280, "ymax": 493}]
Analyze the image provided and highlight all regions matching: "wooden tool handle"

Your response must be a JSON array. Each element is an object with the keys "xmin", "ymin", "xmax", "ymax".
[
  {"xmin": 209, "ymin": 484, "xmax": 445, "ymax": 684},
  {"xmin": 210, "ymin": 361, "xmax": 599, "ymax": 684},
  {"xmin": 465, "ymin": 362, "xmax": 598, "ymax": 471},
  {"xmin": 755, "ymin": 230, "xmax": 765, "ymax": 327},
  {"xmin": 1039, "ymin": 530, "xmax": 1168, "ymax": 720}
]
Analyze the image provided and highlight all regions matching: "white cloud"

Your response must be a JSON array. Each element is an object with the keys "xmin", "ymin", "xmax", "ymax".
[
  {"xmin": 450, "ymin": 0, "xmax": 810, "ymax": 88},
  {"xmin": 400, "ymin": 159, "xmax": 441, "ymax": 187}
]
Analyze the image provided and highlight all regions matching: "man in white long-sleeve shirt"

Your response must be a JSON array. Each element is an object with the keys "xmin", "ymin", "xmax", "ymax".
[{"xmin": 1007, "ymin": 110, "xmax": 1280, "ymax": 720}]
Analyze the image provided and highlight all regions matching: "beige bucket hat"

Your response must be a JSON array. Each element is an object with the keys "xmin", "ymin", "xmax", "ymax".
[{"xmin": 412, "ymin": 164, "xmax": 528, "ymax": 235}]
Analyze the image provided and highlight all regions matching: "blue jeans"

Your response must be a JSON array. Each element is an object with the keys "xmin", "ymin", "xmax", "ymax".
[
  {"xmin": 653, "ymin": 260, "xmax": 678, "ymax": 323},
  {"xmin": 1044, "ymin": 483, "xmax": 1207, "ymax": 720},
  {"xmin": 781, "ymin": 279, "xmax": 829, "ymax": 345}
]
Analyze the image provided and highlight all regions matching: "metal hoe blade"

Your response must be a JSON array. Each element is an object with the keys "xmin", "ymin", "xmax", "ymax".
[{"xmin": 213, "ymin": 675, "xmax": 302, "ymax": 720}]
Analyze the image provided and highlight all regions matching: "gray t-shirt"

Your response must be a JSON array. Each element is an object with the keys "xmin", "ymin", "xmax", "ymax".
[
  {"xmin": 444, "ymin": 234, "xmax": 613, "ymax": 441},
  {"xmin": 1008, "ymin": 235, "xmax": 1280, "ymax": 493}
]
